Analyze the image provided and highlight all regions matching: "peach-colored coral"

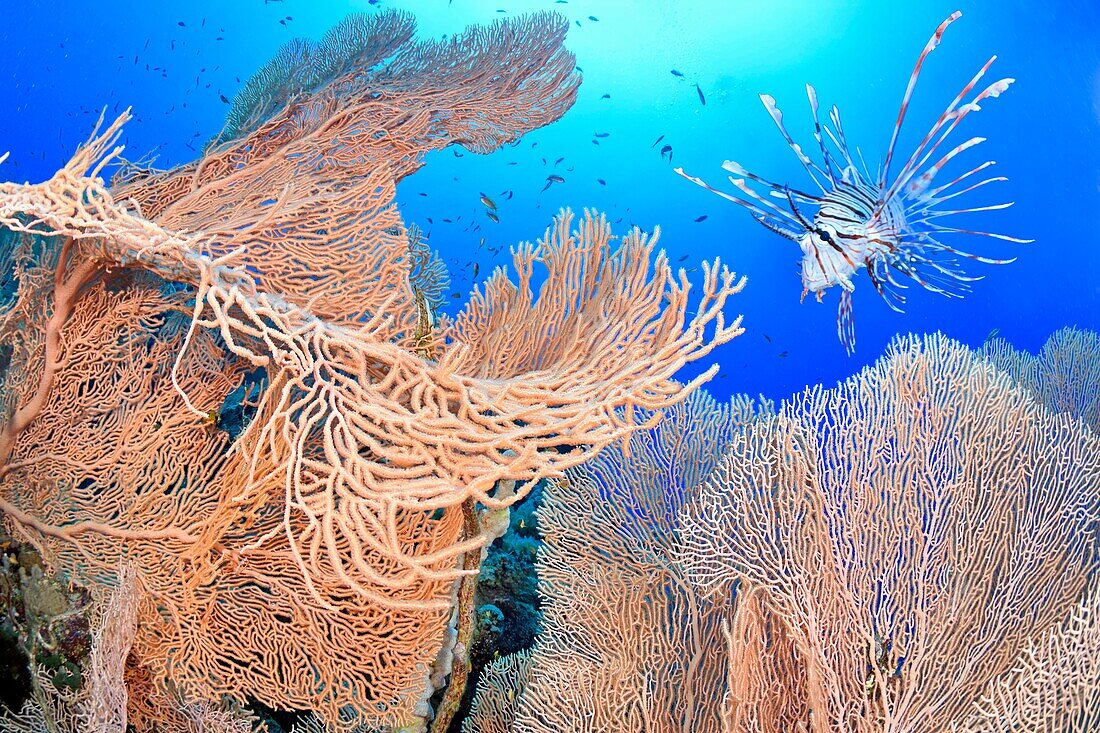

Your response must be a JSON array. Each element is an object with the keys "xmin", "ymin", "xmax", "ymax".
[
  {"xmin": 461, "ymin": 650, "xmax": 532, "ymax": 733},
  {"xmin": 981, "ymin": 326, "xmax": 1100, "ymax": 431},
  {"xmin": 111, "ymin": 10, "xmax": 580, "ymax": 331},
  {"xmin": 0, "ymin": 13, "xmax": 745, "ymax": 725},
  {"xmin": 680, "ymin": 334, "xmax": 1100, "ymax": 731},
  {"xmin": 506, "ymin": 391, "xmax": 757, "ymax": 732}
]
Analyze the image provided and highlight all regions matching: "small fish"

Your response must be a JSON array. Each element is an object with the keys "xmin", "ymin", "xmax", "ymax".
[
  {"xmin": 600, "ymin": 93, "xmax": 611, "ymax": 99},
  {"xmin": 473, "ymin": 262, "xmax": 480, "ymax": 278},
  {"xmin": 671, "ymin": 69, "xmax": 684, "ymax": 77},
  {"xmin": 659, "ymin": 144, "xmax": 672, "ymax": 162},
  {"xmin": 596, "ymin": 178, "xmax": 606, "ymax": 186},
  {"xmin": 594, "ymin": 132, "xmax": 609, "ymax": 138},
  {"xmin": 763, "ymin": 334, "xmax": 772, "ymax": 343},
  {"xmin": 554, "ymin": 156, "xmax": 565, "ymax": 166},
  {"xmin": 778, "ymin": 351, "xmax": 789, "ymax": 358},
  {"xmin": 487, "ymin": 211, "xmax": 500, "ymax": 223},
  {"xmin": 500, "ymin": 190, "xmax": 514, "ymax": 199},
  {"xmin": 442, "ymin": 218, "xmax": 452, "ymax": 223},
  {"xmin": 541, "ymin": 174, "xmax": 565, "ymax": 192},
  {"xmin": 219, "ymin": 94, "xmax": 229, "ymax": 104},
  {"xmin": 588, "ymin": 15, "xmax": 599, "ymax": 21},
  {"xmin": 451, "ymin": 292, "xmax": 461, "ymax": 299},
  {"xmin": 650, "ymin": 134, "xmax": 665, "ymax": 148},
  {"xmin": 677, "ymin": 255, "xmax": 689, "ymax": 262},
  {"xmin": 694, "ymin": 215, "xmax": 708, "ymax": 223},
  {"xmin": 480, "ymin": 193, "xmax": 497, "ymax": 210},
  {"xmin": 696, "ymin": 84, "xmax": 706, "ymax": 106},
  {"xmin": 177, "ymin": 21, "xmax": 186, "ymax": 27},
  {"xmin": 418, "ymin": 192, "xmax": 428, "ymax": 197},
  {"xmin": 982, "ymin": 327, "xmax": 1000, "ymax": 347}
]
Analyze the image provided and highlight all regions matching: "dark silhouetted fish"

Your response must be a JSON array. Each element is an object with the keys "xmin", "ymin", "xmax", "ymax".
[
  {"xmin": 541, "ymin": 174, "xmax": 565, "ymax": 192},
  {"xmin": 694, "ymin": 215, "xmax": 708, "ymax": 222},
  {"xmin": 671, "ymin": 69, "xmax": 683, "ymax": 77},
  {"xmin": 594, "ymin": 132, "xmax": 609, "ymax": 138},
  {"xmin": 696, "ymin": 84, "xmax": 706, "ymax": 105},
  {"xmin": 487, "ymin": 211, "xmax": 499, "ymax": 223},
  {"xmin": 659, "ymin": 144, "xmax": 672, "ymax": 162},
  {"xmin": 597, "ymin": 179, "xmax": 606, "ymax": 186},
  {"xmin": 651, "ymin": 134, "xmax": 664, "ymax": 148}
]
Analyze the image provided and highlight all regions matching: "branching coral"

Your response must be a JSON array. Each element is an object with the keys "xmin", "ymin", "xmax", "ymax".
[
  {"xmin": 679, "ymin": 334, "xmax": 1100, "ymax": 731},
  {"xmin": 0, "ymin": 11, "xmax": 746, "ymax": 727},
  {"xmin": 476, "ymin": 391, "xmax": 760, "ymax": 732}
]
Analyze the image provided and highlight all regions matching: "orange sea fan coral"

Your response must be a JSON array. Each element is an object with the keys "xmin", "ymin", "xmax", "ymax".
[
  {"xmin": 680, "ymin": 334, "xmax": 1100, "ymax": 731},
  {"xmin": 111, "ymin": 9, "xmax": 581, "ymax": 331},
  {"xmin": 0, "ymin": 18, "xmax": 746, "ymax": 723}
]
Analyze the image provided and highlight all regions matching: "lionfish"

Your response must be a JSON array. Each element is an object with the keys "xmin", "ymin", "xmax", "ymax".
[{"xmin": 675, "ymin": 11, "xmax": 1029, "ymax": 354}]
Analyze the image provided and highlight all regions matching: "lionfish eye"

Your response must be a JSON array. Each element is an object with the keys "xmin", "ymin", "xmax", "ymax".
[{"xmin": 815, "ymin": 227, "xmax": 835, "ymax": 245}]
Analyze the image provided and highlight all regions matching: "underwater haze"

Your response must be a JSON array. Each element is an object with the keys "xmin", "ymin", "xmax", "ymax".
[
  {"xmin": 5, "ymin": 0, "xmax": 1097, "ymax": 402},
  {"xmin": 3, "ymin": 2, "xmax": 1100, "ymax": 732}
]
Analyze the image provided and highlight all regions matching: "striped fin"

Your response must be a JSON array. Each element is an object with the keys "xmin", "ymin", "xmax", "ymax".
[
  {"xmin": 826, "ymin": 104, "xmax": 859, "ymax": 172},
  {"xmin": 759, "ymin": 94, "xmax": 830, "ymax": 192},
  {"xmin": 721, "ymin": 160, "xmax": 821, "ymax": 204},
  {"xmin": 880, "ymin": 10, "xmax": 962, "ymax": 188},
  {"xmin": 837, "ymin": 289, "xmax": 856, "ymax": 355},
  {"xmin": 806, "ymin": 84, "xmax": 839, "ymax": 183},
  {"xmin": 674, "ymin": 166, "xmax": 804, "ymax": 233},
  {"xmin": 889, "ymin": 74, "xmax": 1014, "ymax": 203}
]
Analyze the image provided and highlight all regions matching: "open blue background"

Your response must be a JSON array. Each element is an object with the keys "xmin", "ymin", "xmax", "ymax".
[{"xmin": 3, "ymin": 0, "xmax": 1097, "ymax": 404}]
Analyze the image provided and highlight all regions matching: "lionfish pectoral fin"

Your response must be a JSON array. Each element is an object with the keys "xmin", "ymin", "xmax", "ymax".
[
  {"xmin": 751, "ymin": 213, "xmax": 802, "ymax": 241},
  {"xmin": 837, "ymin": 289, "xmax": 857, "ymax": 356}
]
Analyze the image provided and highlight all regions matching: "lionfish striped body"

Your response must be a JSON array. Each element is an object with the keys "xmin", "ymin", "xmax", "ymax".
[{"xmin": 676, "ymin": 11, "xmax": 1029, "ymax": 354}]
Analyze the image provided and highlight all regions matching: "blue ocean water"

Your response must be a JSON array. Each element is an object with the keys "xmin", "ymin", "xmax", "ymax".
[{"xmin": 2, "ymin": 0, "xmax": 1097, "ymax": 403}]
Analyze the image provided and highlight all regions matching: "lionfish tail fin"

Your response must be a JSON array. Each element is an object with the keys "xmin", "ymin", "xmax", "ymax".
[{"xmin": 837, "ymin": 289, "xmax": 857, "ymax": 355}]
